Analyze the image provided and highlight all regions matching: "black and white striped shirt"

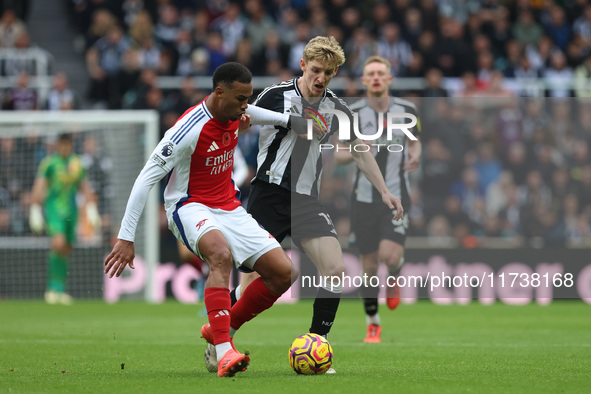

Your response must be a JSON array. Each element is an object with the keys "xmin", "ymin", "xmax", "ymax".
[
  {"xmin": 349, "ymin": 96, "xmax": 421, "ymax": 207},
  {"xmin": 252, "ymin": 78, "xmax": 354, "ymax": 198}
]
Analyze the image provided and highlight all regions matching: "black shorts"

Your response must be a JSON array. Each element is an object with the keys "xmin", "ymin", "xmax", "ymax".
[
  {"xmin": 247, "ymin": 181, "xmax": 338, "ymax": 247},
  {"xmin": 350, "ymin": 200, "xmax": 408, "ymax": 255}
]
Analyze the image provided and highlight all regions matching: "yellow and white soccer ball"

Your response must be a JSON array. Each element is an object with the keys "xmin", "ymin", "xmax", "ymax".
[{"xmin": 289, "ymin": 333, "xmax": 333, "ymax": 375}]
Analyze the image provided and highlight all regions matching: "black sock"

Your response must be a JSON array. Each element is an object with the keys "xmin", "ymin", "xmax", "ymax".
[
  {"xmin": 309, "ymin": 287, "xmax": 341, "ymax": 336},
  {"xmin": 361, "ymin": 285, "xmax": 379, "ymax": 317},
  {"xmin": 230, "ymin": 288, "xmax": 238, "ymax": 306}
]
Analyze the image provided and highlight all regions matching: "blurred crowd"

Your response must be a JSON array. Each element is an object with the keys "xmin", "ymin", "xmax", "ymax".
[{"xmin": 1, "ymin": 0, "xmax": 591, "ymax": 248}]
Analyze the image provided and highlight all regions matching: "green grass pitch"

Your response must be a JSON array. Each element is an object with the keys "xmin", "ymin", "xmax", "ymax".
[{"xmin": 1, "ymin": 299, "xmax": 589, "ymax": 393}]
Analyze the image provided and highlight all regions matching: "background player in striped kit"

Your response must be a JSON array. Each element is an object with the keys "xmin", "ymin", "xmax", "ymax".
[{"xmin": 335, "ymin": 56, "xmax": 422, "ymax": 343}]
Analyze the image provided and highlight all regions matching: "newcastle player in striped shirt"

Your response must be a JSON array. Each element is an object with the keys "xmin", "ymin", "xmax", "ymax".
[
  {"xmin": 336, "ymin": 56, "xmax": 422, "ymax": 343},
  {"xmin": 228, "ymin": 37, "xmax": 404, "ymax": 373}
]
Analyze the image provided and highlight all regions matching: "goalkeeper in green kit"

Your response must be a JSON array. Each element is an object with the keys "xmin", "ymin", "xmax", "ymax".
[{"xmin": 30, "ymin": 134, "xmax": 101, "ymax": 305}]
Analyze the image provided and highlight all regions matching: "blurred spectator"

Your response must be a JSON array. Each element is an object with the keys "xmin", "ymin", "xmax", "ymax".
[
  {"xmin": 568, "ymin": 139, "xmax": 590, "ymax": 182},
  {"xmin": 86, "ymin": 25, "xmax": 130, "ymax": 108},
  {"xmin": 422, "ymin": 68, "xmax": 448, "ymax": 97},
  {"xmin": 210, "ymin": 3, "xmax": 245, "ymax": 58},
  {"xmin": 403, "ymin": 8, "xmax": 423, "ymax": 49},
  {"xmin": 255, "ymin": 30, "xmax": 289, "ymax": 76},
  {"xmin": 425, "ymin": 214, "xmax": 454, "ymax": 247},
  {"xmin": 543, "ymin": 5, "xmax": 571, "ymax": 53},
  {"xmin": 521, "ymin": 99, "xmax": 550, "ymax": 140},
  {"xmin": 489, "ymin": 12, "xmax": 512, "ymax": 59},
  {"xmin": 137, "ymin": 36, "xmax": 160, "ymax": 70},
  {"xmin": 276, "ymin": 7, "xmax": 299, "ymax": 46},
  {"xmin": 122, "ymin": 67, "xmax": 157, "ymax": 109},
  {"xmin": 3, "ymin": 71, "xmax": 36, "ymax": 110},
  {"xmin": 2, "ymin": 31, "xmax": 40, "ymax": 76},
  {"xmin": 486, "ymin": 171, "xmax": 514, "ymax": 216},
  {"xmin": 377, "ymin": 23, "xmax": 411, "ymax": 77},
  {"xmin": 526, "ymin": 35, "xmax": 556, "ymax": 71},
  {"xmin": 574, "ymin": 55, "xmax": 591, "ymax": 98},
  {"xmin": 443, "ymin": 195, "xmax": 477, "ymax": 237},
  {"xmin": 518, "ymin": 169, "xmax": 553, "ymax": 209},
  {"xmin": 511, "ymin": 54, "xmax": 544, "ymax": 96},
  {"xmin": 46, "ymin": 72, "xmax": 79, "ymax": 110},
  {"xmin": 128, "ymin": 9, "xmax": 153, "ymax": 45},
  {"xmin": 450, "ymin": 167, "xmax": 485, "ymax": 215},
  {"xmin": 345, "ymin": 27, "xmax": 377, "ymax": 77},
  {"xmin": 544, "ymin": 51, "xmax": 574, "ymax": 97},
  {"xmin": 205, "ymin": 31, "xmax": 227, "ymax": 74},
  {"xmin": 573, "ymin": 4, "xmax": 591, "ymax": 53},
  {"xmin": 85, "ymin": 8, "xmax": 117, "ymax": 50},
  {"xmin": 288, "ymin": 22, "xmax": 310, "ymax": 74},
  {"xmin": 0, "ymin": 8, "xmax": 26, "ymax": 47},
  {"xmin": 243, "ymin": 0, "xmax": 275, "ymax": 55},
  {"xmin": 473, "ymin": 141, "xmax": 502, "ymax": 192},
  {"xmin": 340, "ymin": 7, "xmax": 361, "ymax": 42},
  {"xmin": 191, "ymin": 9, "xmax": 209, "ymax": 48},
  {"xmin": 496, "ymin": 99, "xmax": 523, "ymax": 155},
  {"xmin": 434, "ymin": 18, "xmax": 472, "ymax": 76},
  {"xmin": 512, "ymin": 10, "xmax": 543, "ymax": 47},
  {"xmin": 550, "ymin": 166, "xmax": 578, "ymax": 206},
  {"xmin": 503, "ymin": 140, "xmax": 531, "ymax": 185},
  {"xmin": 420, "ymin": 136, "xmax": 456, "ymax": 218},
  {"xmin": 577, "ymin": 164, "xmax": 591, "ymax": 211},
  {"xmin": 153, "ymin": 4, "xmax": 179, "ymax": 49}
]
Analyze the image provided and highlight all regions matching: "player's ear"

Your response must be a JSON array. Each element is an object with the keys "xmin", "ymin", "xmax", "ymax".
[
  {"xmin": 333, "ymin": 65, "xmax": 339, "ymax": 76},
  {"xmin": 300, "ymin": 58, "xmax": 306, "ymax": 72},
  {"xmin": 214, "ymin": 85, "xmax": 224, "ymax": 97}
]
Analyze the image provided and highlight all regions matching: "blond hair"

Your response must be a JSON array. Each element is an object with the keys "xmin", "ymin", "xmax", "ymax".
[
  {"xmin": 363, "ymin": 56, "xmax": 391, "ymax": 72},
  {"xmin": 303, "ymin": 36, "xmax": 345, "ymax": 69}
]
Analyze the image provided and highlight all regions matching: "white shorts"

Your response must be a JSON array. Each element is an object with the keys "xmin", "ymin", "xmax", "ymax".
[{"xmin": 168, "ymin": 203, "xmax": 281, "ymax": 270}]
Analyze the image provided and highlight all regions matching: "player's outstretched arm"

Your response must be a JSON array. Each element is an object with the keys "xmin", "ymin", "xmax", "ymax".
[
  {"xmin": 104, "ymin": 239, "xmax": 135, "ymax": 278},
  {"xmin": 348, "ymin": 137, "xmax": 404, "ymax": 221},
  {"xmin": 245, "ymin": 105, "xmax": 326, "ymax": 137}
]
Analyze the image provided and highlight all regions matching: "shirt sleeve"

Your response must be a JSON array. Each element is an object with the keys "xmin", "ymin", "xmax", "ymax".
[
  {"xmin": 246, "ymin": 104, "xmax": 289, "ymax": 127},
  {"xmin": 117, "ymin": 159, "xmax": 167, "ymax": 242},
  {"xmin": 117, "ymin": 127, "xmax": 191, "ymax": 242}
]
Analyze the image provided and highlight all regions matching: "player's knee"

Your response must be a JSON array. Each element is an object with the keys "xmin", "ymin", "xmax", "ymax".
[
  {"xmin": 322, "ymin": 261, "xmax": 345, "ymax": 278},
  {"xmin": 204, "ymin": 247, "xmax": 232, "ymax": 270},
  {"xmin": 51, "ymin": 236, "xmax": 67, "ymax": 253},
  {"xmin": 385, "ymin": 255, "xmax": 404, "ymax": 271}
]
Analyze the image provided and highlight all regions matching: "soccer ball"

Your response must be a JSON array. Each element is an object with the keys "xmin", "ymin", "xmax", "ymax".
[{"xmin": 289, "ymin": 333, "xmax": 333, "ymax": 375}]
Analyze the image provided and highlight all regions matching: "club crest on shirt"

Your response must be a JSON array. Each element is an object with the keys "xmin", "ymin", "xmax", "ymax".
[{"xmin": 161, "ymin": 142, "xmax": 174, "ymax": 157}]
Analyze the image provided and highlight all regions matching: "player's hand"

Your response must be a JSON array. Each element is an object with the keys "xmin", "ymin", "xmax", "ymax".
[
  {"xmin": 86, "ymin": 201, "xmax": 102, "ymax": 231},
  {"xmin": 104, "ymin": 239, "xmax": 135, "ymax": 278},
  {"xmin": 403, "ymin": 151, "xmax": 420, "ymax": 173},
  {"xmin": 29, "ymin": 203, "xmax": 45, "ymax": 234},
  {"xmin": 238, "ymin": 113, "xmax": 251, "ymax": 133},
  {"xmin": 382, "ymin": 192, "xmax": 404, "ymax": 221},
  {"xmin": 289, "ymin": 115, "xmax": 326, "ymax": 139}
]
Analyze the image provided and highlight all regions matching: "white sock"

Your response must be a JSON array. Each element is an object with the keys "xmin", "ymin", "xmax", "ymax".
[
  {"xmin": 366, "ymin": 314, "xmax": 380, "ymax": 326},
  {"xmin": 235, "ymin": 284, "xmax": 242, "ymax": 301},
  {"xmin": 215, "ymin": 341, "xmax": 233, "ymax": 362}
]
